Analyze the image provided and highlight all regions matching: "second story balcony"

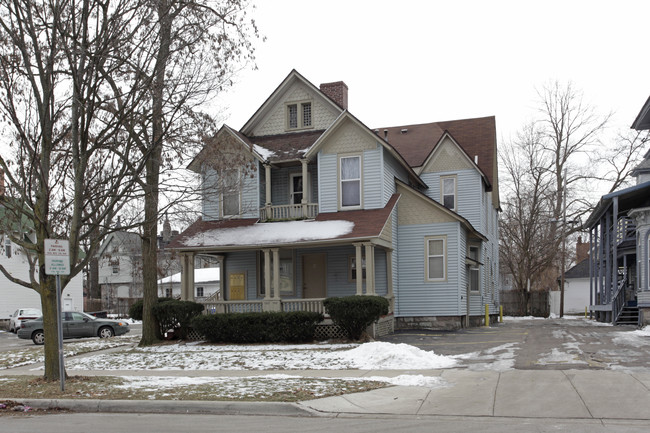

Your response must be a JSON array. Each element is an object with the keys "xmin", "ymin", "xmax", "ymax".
[{"xmin": 260, "ymin": 203, "xmax": 319, "ymax": 222}]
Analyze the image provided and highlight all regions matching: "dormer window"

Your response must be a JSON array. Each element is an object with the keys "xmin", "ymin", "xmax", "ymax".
[
  {"xmin": 287, "ymin": 102, "xmax": 312, "ymax": 130},
  {"xmin": 441, "ymin": 175, "xmax": 457, "ymax": 211}
]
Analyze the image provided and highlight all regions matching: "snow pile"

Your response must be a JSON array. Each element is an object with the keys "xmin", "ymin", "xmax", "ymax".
[
  {"xmin": 338, "ymin": 342, "xmax": 457, "ymax": 369},
  {"xmin": 612, "ymin": 326, "xmax": 650, "ymax": 347}
]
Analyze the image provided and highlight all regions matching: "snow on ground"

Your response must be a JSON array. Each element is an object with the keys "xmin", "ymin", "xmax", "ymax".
[
  {"xmin": 612, "ymin": 326, "xmax": 650, "ymax": 347},
  {"xmin": 452, "ymin": 343, "xmax": 519, "ymax": 371},
  {"xmin": 65, "ymin": 341, "xmax": 457, "ymax": 372}
]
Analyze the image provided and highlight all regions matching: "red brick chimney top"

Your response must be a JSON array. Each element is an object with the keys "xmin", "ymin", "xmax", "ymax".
[{"xmin": 320, "ymin": 81, "xmax": 348, "ymax": 110}]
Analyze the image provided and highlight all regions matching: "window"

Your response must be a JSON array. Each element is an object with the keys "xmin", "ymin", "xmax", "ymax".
[
  {"xmin": 340, "ymin": 156, "xmax": 361, "ymax": 208},
  {"xmin": 196, "ymin": 287, "xmax": 204, "ymax": 297},
  {"xmin": 4, "ymin": 237, "xmax": 11, "ymax": 259},
  {"xmin": 259, "ymin": 249, "xmax": 295, "ymax": 296},
  {"xmin": 469, "ymin": 245, "xmax": 480, "ymax": 292},
  {"xmin": 426, "ymin": 236, "xmax": 446, "ymax": 281},
  {"xmin": 348, "ymin": 256, "xmax": 366, "ymax": 282},
  {"xmin": 165, "ymin": 288, "xmax": 173, "ymax": 298},
  {"xmin": 441, "ymin": 176, "xmax": 456, "ymax": 211},
  {"xmin": 290, "ymin": 173, "xmax": 305, "ymax": 205},
  {"xmin": 287, "ymin": 102, "xmax": 312, "ymax": 129},
  {"xmin": 222, "ymin": 168, "xmax": 240, "ymax": 217}
]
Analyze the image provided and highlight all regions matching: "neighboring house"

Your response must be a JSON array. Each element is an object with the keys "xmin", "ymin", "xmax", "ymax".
[
  {"xmin": 551, "ymin": 258, "xmax": 590, "ymax": 316},
  {"xmin": 586, "ymin": 96, "xmax": 650, "ymax": 325},
  {"xmin": 95, "ymin": 218, "xmax": 182, "ymax": 314},
  {"xmin": 0, "ymin": 207, "xmax": 83, "ymax": 320},
  {"xmin": 167, "ymin": 70, "xmax": 500, "ymax": 331},
  {"xmin": 158, "ymin": 268, "xmax": 221, "ymax": 301}
]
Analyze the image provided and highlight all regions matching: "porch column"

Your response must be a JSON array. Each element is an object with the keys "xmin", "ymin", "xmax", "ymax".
[
  {"xmin": 181, "ymin": 252, "xmax": 195, "ymax": 301},
  {"xmin": 263, "ymin": 249, "xmax": 271, "ymax": 300},
  {"xmin": 364, "ymin": 242, "xmax": 375, "ymax": 295},
  {"xmin": 272, "ymin": 248, "xmax": 280, "ymax": 299},
  {"xmin": 301, "ymin": 159, "xmax": 309, "ymax": 217},
  {"xmin": 265, "ymin": 164, "xmax": 272, "ymax": 205},
  {"xmin": 386, "ymin": 249, "xmax": 394, "ymax": 298},
  {"xmin": 354, "ymin": 243, "xmax": 364, "ymax": 295},
  {"xmin": 215, "ymin": 255, "xmax": 224, "ymax": 300}
]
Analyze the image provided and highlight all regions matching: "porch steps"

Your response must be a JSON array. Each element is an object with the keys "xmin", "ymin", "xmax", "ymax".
[{"xmin": 616, "ymin": 306, "xmax": 639, "ymax": 326}]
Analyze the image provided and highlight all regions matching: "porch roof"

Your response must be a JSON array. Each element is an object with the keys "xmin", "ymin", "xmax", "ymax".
[
  {"xmin": 238, "ymin": 130, "xmax": 325, "ymax": 163},
  {"xmin": 584, "ymin": 180, "xmax": 650, "ymax": 228},
  {"xmin": 167, "ymin": 194, "xmax": 400, "ymax": 251}
]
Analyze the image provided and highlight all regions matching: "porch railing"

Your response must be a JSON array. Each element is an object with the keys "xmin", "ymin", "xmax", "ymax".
[
  {"xmin": 281, "ymin": 298, "xmax": 326, "ymax": 314},
  {"xmin": 202, "ymin": 300, "xmax": 263, "ymax": 314},
  {"xmin": 616, "ymin": 217, "xmax": 636, "ymax": 245},
  {"xmin": 259, "ymin": 203, "xmax": 318, "ymax": 222},
  {"xmin": 611, "ymin": 269, "xmax": 627, "ymax": 324}
]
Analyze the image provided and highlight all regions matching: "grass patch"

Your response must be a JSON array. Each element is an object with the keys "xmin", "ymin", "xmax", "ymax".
[{"xmin": 0, "ymin": 375, "xmax": 387, "ymax": 402}]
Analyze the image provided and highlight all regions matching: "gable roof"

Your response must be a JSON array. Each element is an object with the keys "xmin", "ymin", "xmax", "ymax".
[
  {"xmin": 395, "ymin": 179, "xmax": 487, "ymax": 242},
  {"xmin": 585, "ymin": 180, "xmax": 650, "ymax": 228},
  {"xmin": 378, "ymin": 116, "xmax": 498, "ymax": 191},
  {"xmin": 240, "ymin": 69, "xmax": 343, "ymax": 136},
  {"xmin": 632, "ymin": 95, "xmax": 650, "ymax": 130},
  {"xmin": 565, "ymin": 258, "xmax": 590, "ymax": 279}
]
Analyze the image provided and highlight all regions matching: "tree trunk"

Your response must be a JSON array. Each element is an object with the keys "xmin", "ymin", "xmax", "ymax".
[{"xmin": 139, "ymin": 0, "xmax": 173, "ymax": 346}]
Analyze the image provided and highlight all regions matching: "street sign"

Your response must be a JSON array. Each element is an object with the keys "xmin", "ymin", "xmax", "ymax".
[{"xmin": 44, "ymin": 239, "xmax": 70, "ymax": 275}]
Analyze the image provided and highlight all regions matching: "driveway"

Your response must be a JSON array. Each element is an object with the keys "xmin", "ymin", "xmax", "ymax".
[{"xmin": 379, "ymin": 317, "xmax": 650, "ymax": 371}]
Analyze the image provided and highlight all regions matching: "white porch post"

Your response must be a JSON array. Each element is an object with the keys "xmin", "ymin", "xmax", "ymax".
[
  {"xmin": 263, "ymin": 249, "xmax": 271, "ymax": 300},
  {"xmin": 264, "ymin": 164, "xmax": 272, "ymax": 205},
  {"xmin": 354, "ymin": 243, "xmax": 364, "ymax": 295},
  {"xmin": 386, "ymin": 249, "xmax": 394, "ymax": 313},
  {"xmin": 364, "ymin": 243, "xmax": 375, "ymax": 295},
  {"xmin": 215, "ymin": 255, "xmax": 224, "ymax": 300},
  {"xmin": 301, "ymin": 159, "xmax": 309, "ymax": 217},
  {"xmin": 185, "ymin": 253, "xmax": 195, "ymax": 301},
  {"xmin": 272, "ymin": 248, "xmax": 280, "ymax": 300},
  {"xmin": 180, "ymin": 253, "xmax": 188, "ymax": 300}
]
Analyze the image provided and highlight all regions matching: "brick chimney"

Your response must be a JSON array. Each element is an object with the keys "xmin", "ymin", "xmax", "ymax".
[
  {"xmin": 576, "ymin": 236, "xmax": 589, "ymax": 263},
  {"xmin": 320, "ymin": 81, "xmax": 348, "ymax": 110}
]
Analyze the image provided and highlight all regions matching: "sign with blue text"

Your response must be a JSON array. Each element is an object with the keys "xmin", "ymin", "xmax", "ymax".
[{"xmin": 44, "ymin": 239, "xmax": 70, "ymax": 275}]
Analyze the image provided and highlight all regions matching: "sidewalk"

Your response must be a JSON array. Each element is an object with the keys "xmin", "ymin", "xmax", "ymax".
[{"xmin": 10, "ymin": 368, "xmax": 650, "ymax": 419}]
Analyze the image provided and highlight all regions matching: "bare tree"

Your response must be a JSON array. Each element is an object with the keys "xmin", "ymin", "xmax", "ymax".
[
  {"xmin": 499, "ymin": 81, "xmax": 643, "ymax": 315},
  {"xmin": 0, "ymin": 0, "xmax": 150, "ymax": 380}
]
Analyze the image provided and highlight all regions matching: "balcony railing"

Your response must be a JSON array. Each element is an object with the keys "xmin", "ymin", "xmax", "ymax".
[
  {"xmin": 259, "ymin": 203, "xmax": 318, "ymax": 222},
  {"xmin": 616, "ymin": 217, "xmax": 636, "ymax": 245}
]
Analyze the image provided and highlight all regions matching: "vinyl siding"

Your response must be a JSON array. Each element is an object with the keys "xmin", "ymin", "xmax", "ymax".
[
  {"xmin": 317, "ymin": 152, "xmax": 337, "ymax": 213},
  {"xmin": 396, "ymin": 222, "xmax": 461, "ymax": 317},
  {"xmin": 420, "ymin": 169, "xmax": 482, "ymax": 229},
  {"xmin": 241, "ymin": 165, "xmax": 259, "ymax": 218},
  {"xmin": 202, "ymin": 168, "xmax": 220, "ymax": 221},
  {"xmin": 363, "ymin": 146, "xmax": 383, "ymax": 210},
  {"xmin": 383, "ymin": 151, "xmax": 409, "ymax": 205},
  {"xmin": 201, "ymin": 164, "xmax": 259, "ymax": 220}
]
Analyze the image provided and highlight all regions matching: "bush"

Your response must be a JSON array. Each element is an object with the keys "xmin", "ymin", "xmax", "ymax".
[
  {"xmin": 192, "ymin": 311, "xmax": 323, "ymax": 343},
  {"xmin": 323, "ymin": 296, "xmax": 389, "ymax": 340},
  {"xmin": 152, "ymin": 300, "xmax": 204, "ymax": 340},
  {"xmin": 128, "ymin": 297, "xmax": 174, "ymax": 321}
]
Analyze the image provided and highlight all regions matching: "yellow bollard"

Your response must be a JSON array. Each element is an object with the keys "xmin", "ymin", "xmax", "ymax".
[
  {"xmin": 500, "ymin": 305, "xmax": 503, "ymax": 323},
  {"xmin": 585, "ymin": 306, "xmax": 588, "ymax": 318},
  {"xmin": 485, "ymin": 304, "xmax": 490, "ymax": 327}
]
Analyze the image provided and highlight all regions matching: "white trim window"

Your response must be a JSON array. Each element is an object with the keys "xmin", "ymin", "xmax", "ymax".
[
  {"xmin": 348, "ymin": 256, "xmax": 366, "ymax": 282},
  {"xmin": 340, "ymin": 155, "xmax": 361, "ymax": 208},
  {"xmin": 221, "ymin": 168, "xmax": 241, "ymax": 217},
  {"xmin": 287, "ymin": 102, "xmax": 312, "ymax": 130},
  {"xmin": 196, "ymin": 286, "xmax": 204, "ymax": 297},
  {"xmin": 290, "ymin": 173, "xmax": 306, "ymax": 205},
  {"xmin": 4, "ymin": 236, "xmax": 11, "ymax": 258},
  {"xmin": 441, "ymin": 175, "xmax": 457, "ymax": 211},
  {"xmin": 426, "ymin": 236, "xmax": 446, "ymax": 281}
]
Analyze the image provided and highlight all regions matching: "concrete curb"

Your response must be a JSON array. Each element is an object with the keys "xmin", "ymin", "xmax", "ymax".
[{"xmin": 12, "ymin": 398, "xmax": 322, "ymax": 417}]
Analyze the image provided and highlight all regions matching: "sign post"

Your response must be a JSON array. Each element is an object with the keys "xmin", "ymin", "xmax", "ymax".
[{"xmin": 44, "ymin": 239, "xmax": 70, "ymax": 392}]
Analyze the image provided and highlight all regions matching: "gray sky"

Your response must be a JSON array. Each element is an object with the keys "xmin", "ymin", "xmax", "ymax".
[{"xmin": 218, "ymin": 0, "xmax": 650, "ymax": 143}]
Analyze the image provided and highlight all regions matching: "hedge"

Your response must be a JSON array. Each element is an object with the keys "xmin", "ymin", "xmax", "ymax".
[
  {"xmin": 323, "ymin": 295, "xmax": 389, "ymax": 340},
  {"xmin": 192, "ymin": 311, "xmax": 324, "ymax": 343}
]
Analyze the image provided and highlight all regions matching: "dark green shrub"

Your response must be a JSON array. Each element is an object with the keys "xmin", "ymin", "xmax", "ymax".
[
  {"xmin": 128, "ymin": 297, "xmax": 174, "ymax": 321},
  {"xmin": 192, "ymin": 311, "xmax": 323, "ymax": 343},
  {"xmin": 323, "ymin": 296, "xmax": 389, "ymax": 340},
  {"xmin": 152, "ymin": 300, "xmax": 204, "ymax": 339}
]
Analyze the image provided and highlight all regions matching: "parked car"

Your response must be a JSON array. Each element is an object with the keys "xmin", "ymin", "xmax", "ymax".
[
  {"xmin": 9, "ymin": 308, "xmax": 42, "ymax": 333},
  {"xmin": 17, "ymin": 311, "xmax": 130, "ymax": 345}
]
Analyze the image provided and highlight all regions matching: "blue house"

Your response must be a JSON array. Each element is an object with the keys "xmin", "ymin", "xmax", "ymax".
[
  {"xmin": 168, "ymin": 70, "xmax": 500, "ymax": 333},
  {"xmin": 585, "ymin": 96, "xmax": 650, "ymax": 325}
]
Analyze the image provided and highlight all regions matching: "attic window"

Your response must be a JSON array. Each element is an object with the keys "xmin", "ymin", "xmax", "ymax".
[{"xmin": 287, "ymin": 102, "xmax": 312, "ymax": 130}]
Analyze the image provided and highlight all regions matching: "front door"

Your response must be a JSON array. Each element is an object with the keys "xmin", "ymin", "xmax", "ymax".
[
  {"xmin": 290, "ymin": 174, "xmax": 304, "ymax": 205},
  {"xmin": 302, "ymin": 253, "xmax": 326, "ymax": 298}
]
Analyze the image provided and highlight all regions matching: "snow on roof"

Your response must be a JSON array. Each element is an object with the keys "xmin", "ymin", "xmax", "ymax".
[
  {"xmin": 253, "ymin": 144, "xmax": 276, "ymax": 160},
  {"xmin": 183, "ymin": 220, "xmax": 355, "ymax": 247},
  {"xmin": 158, "ymin": 267, "xmax": 220, "ymax": 285}
]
